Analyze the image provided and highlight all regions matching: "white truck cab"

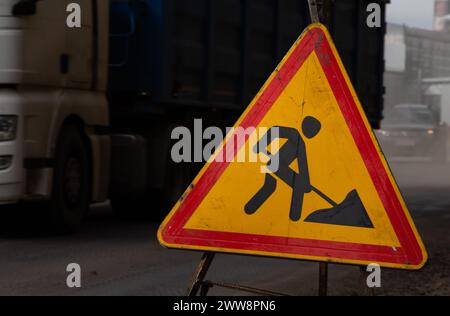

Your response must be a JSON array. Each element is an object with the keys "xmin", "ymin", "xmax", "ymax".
[{"xmin": 0, "ymin": 0, "xmax": 110, "ymax": 231}]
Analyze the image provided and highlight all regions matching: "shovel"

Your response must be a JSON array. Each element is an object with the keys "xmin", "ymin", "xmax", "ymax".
[{"xmin": 305, "ymin": 186, "xmax": 374, "ymax": 228}]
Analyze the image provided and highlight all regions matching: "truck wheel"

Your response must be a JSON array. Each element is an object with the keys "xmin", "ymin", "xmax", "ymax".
[{"xmin": 48, "ymin": 124, "xmax": 91, "ymax": 233}]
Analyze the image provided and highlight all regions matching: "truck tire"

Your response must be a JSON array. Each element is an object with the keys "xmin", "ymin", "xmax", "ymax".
[{"xmin": 48, "ymin": 124, "xmax": 91, "ymax": 233}]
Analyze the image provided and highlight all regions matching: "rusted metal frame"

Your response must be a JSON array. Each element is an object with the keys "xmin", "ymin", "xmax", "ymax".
[
  {"xmin": 319, "ymin": 262, "xmax": 328, "ymax": 296},
  {"xmin": 187, "ymin": 252, "xmax": 216, "ymax": 296},
  {"xmin": 200, "ymin": 281, "xmax": 214, "ymax": 296},
  {"xmin": 188, "ymin": 252, "xmax": 333, "ymax": 296},
  {"xmin": 188, "ymin": 252, "xmax": 289, "ymax": 296},
  {"xmin": 308, "ymin": 0, "xmax": 320, "ymax": 23},
  {"xmin": 308, "ymin": 0, "xmax": 333, "ymax": 298},
  {"xmin": 200, "ymin": 280, "xmax": 290, "ymax": 297},
  {"xmin": 308, "ymin": 0, "xmax": 334, "ymax": 27}
]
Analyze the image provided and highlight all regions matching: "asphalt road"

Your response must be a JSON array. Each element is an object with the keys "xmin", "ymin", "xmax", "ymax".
[{"xmin": 0, "ymin": 162, "xmax": 449, "ymax": 296}]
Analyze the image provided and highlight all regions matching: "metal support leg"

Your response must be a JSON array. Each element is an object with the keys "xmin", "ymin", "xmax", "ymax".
[
  {"xmin": 187, "ymin": 252, "xmax": 215, "ymax": 296},
  {"xmin": 319, "ymin": 262, "xmax": 328, "ymax": 296},
  {"xmin": 308, "ymin": 0, "xmax": 320, "ymax": 23},
  {"xmin": 200, "ymin": 282, "xmax": 214, "ymax": 296}
]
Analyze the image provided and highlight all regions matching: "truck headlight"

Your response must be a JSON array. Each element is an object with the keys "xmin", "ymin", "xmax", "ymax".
[
  {"xmin": 0, "ymin": 156, "xmax": 12, "ymax": 170},
  {"xmin": 0, "ymin": 116, "xmax": 18, "ymax": 141}
]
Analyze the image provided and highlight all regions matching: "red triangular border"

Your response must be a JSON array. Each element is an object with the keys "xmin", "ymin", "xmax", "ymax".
[{"xmin": 159, "ymin": 25, "xmax": 426, "ymax": 269}]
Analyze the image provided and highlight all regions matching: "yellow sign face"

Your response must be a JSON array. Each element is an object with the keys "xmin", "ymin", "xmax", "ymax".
[{"xmin": 158, "ymin": 24, "xmax": 427, "ymax": 270}]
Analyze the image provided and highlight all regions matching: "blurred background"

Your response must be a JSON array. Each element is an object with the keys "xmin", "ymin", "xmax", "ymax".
[
  {"xmin": 378, "ymin": 0, "xmax": 450, "ymax": 191},
  {"xmin": 0, "ymin": 0, "xmax": 448, "ymax": 296},
  {"xmin": 373, "ymin": 3, "xmax": 450, "ymax": 295}
]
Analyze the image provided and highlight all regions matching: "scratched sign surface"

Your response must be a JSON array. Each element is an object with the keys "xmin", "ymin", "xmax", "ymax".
[{"xmin": 158, "ymin": 24, "xmax": 427, "ymax": 270}]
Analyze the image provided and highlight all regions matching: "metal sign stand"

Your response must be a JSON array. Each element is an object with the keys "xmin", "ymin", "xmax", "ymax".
[
  {"xmin": 319, "ymin": 262, "xmax": 328, "ymax": 296},
  {"xmin": 310, "ymin": 0, "xmax": 330, "ymax": 297},
  {"xmin": 187, "ymin": 252, "xmax": 291, "ymax": 297},
  {"xmin": 308, "ymin": 0, "xmax": 320, "ymax": 23},
  {"xmin": 187, "ymin": 252, "xmax": 375, "ymax": 297}
]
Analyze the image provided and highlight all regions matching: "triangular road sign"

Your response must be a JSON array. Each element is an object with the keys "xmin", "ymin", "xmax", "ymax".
[{"xmin": 158, "ymin": 24, "xmax": 427, "ymax": 270}]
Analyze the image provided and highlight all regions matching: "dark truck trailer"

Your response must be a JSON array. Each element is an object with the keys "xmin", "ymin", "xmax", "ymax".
[
  {"xmin": 107, "ymin": 0, "xmax": 388, "ymax": 214},
  {"xmin": 109, "ymin": 0, "xmax": 387, "ymax": 127}
]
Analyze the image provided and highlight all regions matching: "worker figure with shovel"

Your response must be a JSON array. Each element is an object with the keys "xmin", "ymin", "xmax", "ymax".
[{"xmin": 245, "ymin": 116, "xmax": 374, "ymax": 228}]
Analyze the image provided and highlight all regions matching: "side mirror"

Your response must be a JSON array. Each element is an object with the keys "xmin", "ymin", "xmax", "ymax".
[{"xmin": 12, "ymin": 0, "xmax": 38, "ymax": 17}]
